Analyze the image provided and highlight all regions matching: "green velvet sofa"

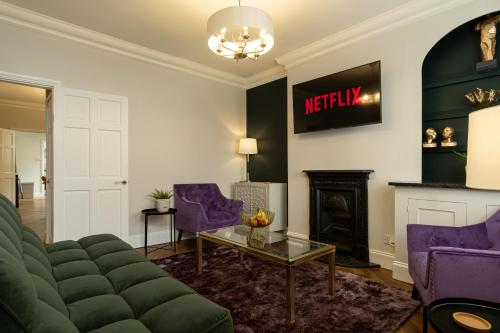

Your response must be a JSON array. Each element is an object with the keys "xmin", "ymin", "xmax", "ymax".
[{"xmin": 0, "ymin": 194, "xmax": 233, "ymax": 333}]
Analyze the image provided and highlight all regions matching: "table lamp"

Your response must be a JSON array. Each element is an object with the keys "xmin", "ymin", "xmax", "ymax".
[
  {"xmin": 466, "ymin": 105, "xmax": 500, "ymax": 190},
  {"xmin": 239, "ymin": 138, "xmax": 258, "ymax": 182}
]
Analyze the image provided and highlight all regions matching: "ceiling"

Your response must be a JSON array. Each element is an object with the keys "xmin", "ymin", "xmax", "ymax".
[
  {"xmin": 2, "ymin": 0, "xmax": 412, "ymax": 78},
  {"xmin": 0, "ymin": 81, "xmax": 46, "ymax": 105}
]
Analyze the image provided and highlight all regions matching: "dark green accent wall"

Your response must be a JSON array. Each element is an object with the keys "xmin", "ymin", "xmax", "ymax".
[
  {"xmin": 422, "ymin": 11, "xmax": 500, "ymax": 184},
  {"xmin": 246, "ymin": 77, "xmax": 288, "ymax": 182}
]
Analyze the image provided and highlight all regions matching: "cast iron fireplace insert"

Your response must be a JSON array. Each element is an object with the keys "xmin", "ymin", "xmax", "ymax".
[{"xmin": 304, "ymin": 170, "xmax": 379, "ymax": 268}]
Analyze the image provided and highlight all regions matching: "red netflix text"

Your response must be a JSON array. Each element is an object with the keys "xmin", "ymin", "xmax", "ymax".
[{"xmin": 305, "ymin": 86, "xmax": 362, "ymax": 115}]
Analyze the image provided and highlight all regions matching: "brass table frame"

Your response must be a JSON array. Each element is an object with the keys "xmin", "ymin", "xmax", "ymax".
[{"xmin": 196, "ymin": 230, "xmax": 336, "ymax": 324}]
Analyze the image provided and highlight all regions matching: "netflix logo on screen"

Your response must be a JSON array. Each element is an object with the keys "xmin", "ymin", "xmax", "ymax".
[
  {"xmin": 305, "ymin": 86, "xmax": 362, "ymax": 115},
  {"xmin": 293, "ymin": 61, "xmax": 381, "ymax": 134}
]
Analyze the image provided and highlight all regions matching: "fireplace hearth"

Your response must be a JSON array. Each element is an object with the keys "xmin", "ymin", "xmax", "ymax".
[{"xmin": 304, "ymin": 170, "xmax": 379, "ymax": 268}]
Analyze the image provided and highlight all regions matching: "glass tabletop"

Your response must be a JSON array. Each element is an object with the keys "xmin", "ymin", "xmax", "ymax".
[{"xmin": 200, "ymin": 225, "xmax": 334, "ymax": 263}]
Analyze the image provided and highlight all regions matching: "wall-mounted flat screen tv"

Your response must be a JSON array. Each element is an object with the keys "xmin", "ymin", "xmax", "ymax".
[{"xmin": 293, "ymin": 61, "xmax": 381, "ymax": 134}]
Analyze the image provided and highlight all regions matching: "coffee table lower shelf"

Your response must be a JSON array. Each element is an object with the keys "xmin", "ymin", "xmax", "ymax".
[{"xmin": 196, "ymin": 231, "xmax": 336, "ymax": 324}]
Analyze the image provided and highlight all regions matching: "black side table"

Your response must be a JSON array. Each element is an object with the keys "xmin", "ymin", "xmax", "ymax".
[
  {"xmin": 429, "ymin": 298, "xmax": 500, "ymax": 333},
  {"xmin": 141, "ymin": 208, "xmax": 177, "ymax": 255}
]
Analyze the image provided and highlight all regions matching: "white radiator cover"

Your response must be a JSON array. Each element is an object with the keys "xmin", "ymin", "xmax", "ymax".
[{"xmin": 232, "ymin": 182, "xmax": 287, "ymax": 232}]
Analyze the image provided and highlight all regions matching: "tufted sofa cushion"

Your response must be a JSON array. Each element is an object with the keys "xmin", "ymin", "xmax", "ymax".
[{"xmin": 0, "ymin": 194, "xmax": 233, "ymax": 333}]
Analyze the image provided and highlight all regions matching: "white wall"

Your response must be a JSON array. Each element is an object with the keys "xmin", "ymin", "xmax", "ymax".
[
  {"xmin": 15, "ymin": 131, "xmax": 45, "ymax": 195},
  {"xmin": 286, "ymin": 1, "xmax": 499, "ymax": 264},
  {"xmin": 0, "ymin": 20, "xmax": 246, "ymax": 246}
]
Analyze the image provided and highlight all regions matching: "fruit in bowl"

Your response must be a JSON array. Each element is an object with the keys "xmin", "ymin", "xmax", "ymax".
[
  {"xmin": 256, "ymin": 216, "xmax": 267, "ymax": 226},
  {"xmin": 242, "ymin": 208, "xmax": 274, "ymax": 228}
]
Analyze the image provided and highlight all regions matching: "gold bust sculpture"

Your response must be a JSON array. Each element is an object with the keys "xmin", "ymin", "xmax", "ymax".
[
  {"xmin": 441, "ymin": 126, "xmax": 457, "ymax": 147},
  {"xmin": 423, "ymin": 128, "xmax": 437, "ymax": 148},
  {"xmin": 475, "ymin": 14, "xmax": 500, "ymax": 62}
]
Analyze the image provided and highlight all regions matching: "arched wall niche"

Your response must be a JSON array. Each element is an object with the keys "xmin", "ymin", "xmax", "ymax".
[{"xmin": 421, "ymin": 10, "xmax": 500, "ymax": 184}]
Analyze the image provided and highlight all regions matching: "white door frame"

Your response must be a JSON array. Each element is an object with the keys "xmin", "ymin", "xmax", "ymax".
[
  {"xmin": 54, "ymin": 88, "xmax": 129, "ymax": 242},
  {"xmin": 0, "ymin": 70, "xmax": 61, "ymax": 242}
]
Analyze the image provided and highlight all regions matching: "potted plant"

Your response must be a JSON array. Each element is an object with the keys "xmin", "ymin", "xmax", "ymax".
[{"xmin": 148, "ymin": 188, "xmax": 173, "ymax": 212}]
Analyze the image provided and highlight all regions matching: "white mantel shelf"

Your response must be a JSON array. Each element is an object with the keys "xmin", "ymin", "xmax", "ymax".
[
  {"xmin": 389, "ymin": 182, "xmax": 500, "ymax": 283},
  {"xmin": 389, "ymin": 181, "xmax": 499, "ymax": 191}
]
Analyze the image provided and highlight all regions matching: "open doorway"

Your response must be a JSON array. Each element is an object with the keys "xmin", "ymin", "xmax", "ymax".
[{"xmin": 0, "ymin": 80, "xmax": 51, "ymax": 242}]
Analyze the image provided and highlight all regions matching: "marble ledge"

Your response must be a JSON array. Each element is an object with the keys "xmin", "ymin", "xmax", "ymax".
[{"xmin": 388, "ymin": 181, "xmax": 500, "ymax": 192}]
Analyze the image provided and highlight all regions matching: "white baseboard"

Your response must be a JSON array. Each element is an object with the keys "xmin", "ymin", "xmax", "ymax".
[
  {"xmin": 128, "ymin": 230, "xmax": 169, "ymax": 249},
  {"xmin": 128, "ymin": 230, "xmax": 193, "ymax": 249},
  {"xmin": 286, "ymin": 231, "xmax": 308, "ymax": 239},
  {"xmin": 286, "ymin": 232, "xmax": 396, "ymax": 272},
  {"xmin": 369, "ymin": 249, "xmax": 395, "ymax": 270},
  {"xmin": 392, "ymin": 261, "xmax": 413, "ymax": 283}
]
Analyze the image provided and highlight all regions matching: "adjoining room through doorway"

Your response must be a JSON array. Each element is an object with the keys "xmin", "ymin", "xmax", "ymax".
[{"xmin": 0, "ymin": 80, "xmax": 49, "ymax": 241}]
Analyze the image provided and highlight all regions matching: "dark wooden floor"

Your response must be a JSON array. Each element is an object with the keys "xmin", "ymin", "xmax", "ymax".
[{"xmin": 138, "ymin": 239, "xmax": 432, "ymax": 333}]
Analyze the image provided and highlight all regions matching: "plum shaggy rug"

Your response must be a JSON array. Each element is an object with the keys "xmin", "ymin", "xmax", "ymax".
[{"xmin": 153, "ymin": 246, "xmax": 419, "ymax": 333}]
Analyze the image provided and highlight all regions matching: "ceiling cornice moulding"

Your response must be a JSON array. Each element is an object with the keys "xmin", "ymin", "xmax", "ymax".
[
  {"xmin": 244, "ymin": 65, "xmax": 287, "ymax": 89},
  {"xmin": 0, "ymin": 98, "xmax": 45, "ymax": 112},
  {"xmin": 0, "ymin": 1, "xmax": 248, "ymax": 88},
  {"xmin": 276, "ymin": 0, "xmax": 474, "ymax": 68}
]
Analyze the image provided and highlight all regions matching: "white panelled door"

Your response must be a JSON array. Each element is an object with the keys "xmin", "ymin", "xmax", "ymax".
[
  {"xmin": 0, "ymin": 128, "xmax": 15, "ymax": 203},
  {"xmin": 45, "ymin": 92, "xmax": 54, "ymax": 243},
  {"xmin": 53, "ymin": 88, "xmax": 128, "ymax": 242}
]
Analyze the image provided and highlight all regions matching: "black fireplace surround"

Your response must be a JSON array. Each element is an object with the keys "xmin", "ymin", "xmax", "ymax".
[{"xmin": 304, "ymin": 170, "xmax": 378, "ymax": 268}]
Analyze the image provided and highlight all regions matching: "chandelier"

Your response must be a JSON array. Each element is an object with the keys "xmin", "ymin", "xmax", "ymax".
[{"xmin": 207, "ymin": 1, "xmax": 274, "ymax": 61}]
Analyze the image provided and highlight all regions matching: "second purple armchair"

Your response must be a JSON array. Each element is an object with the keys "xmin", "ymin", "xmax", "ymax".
[
  {"xmin": 174, "ymin": 183, "xmax": 243, "ymax": 241},
  {"xmin": 407, "ymin": 209, "xmax": 500, "ymax": 332}
]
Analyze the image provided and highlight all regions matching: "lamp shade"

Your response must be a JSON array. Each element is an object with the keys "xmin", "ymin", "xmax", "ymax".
[
  {"xmin": 239, "ymin": 138, "xmax": 258, "ymax": 154},
  {"xmin": 466, "ymin": 105, "xmax": 500, "ymax": 190},
  {"xmin": 207, "ymin": 6, "xmax": 274, "ymax": 59}
]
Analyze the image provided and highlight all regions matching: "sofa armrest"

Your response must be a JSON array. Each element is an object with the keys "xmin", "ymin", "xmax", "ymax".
[{"xmin": 426, "ymin": 247, "xmax": 500, "ymax": 302}]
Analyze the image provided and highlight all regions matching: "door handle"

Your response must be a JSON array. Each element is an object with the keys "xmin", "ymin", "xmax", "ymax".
[{"xmin": 115, "ymin": 180, "xmax": 128, "ymax": 185}]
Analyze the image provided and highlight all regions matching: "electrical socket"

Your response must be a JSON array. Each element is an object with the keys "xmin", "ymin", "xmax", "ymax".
[
  {"xmin": 384, "ymin": 233, "xmax": 395, "ymax": 246},
  {"xmin": 384, "ymin": 234, "xmax": 390, "ymax": 244}
]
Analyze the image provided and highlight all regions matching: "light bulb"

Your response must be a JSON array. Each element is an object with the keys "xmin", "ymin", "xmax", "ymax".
[{"xmin": 243, "ymin": 26, "xmax": 249, "ymax": 40}]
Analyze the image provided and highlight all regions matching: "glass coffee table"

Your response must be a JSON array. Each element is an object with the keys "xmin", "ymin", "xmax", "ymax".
[{"xmin": 197, "ymin": 225, "xmax": 336, "ymax": 324}]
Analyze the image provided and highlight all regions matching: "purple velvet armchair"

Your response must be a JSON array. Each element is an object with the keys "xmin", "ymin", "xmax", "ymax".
[
  {"xmin": 407, "ymin": 210, "xmax": 500, "ymax": 331},
  {"xmin": 174, "ymin": 183, "xmax": 243, "ymax": 241}
]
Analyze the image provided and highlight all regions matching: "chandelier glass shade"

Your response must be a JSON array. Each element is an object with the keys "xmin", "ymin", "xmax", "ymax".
[{"xmin": 207, "ymin": 5, "xmax": 274, "ymax": 61}]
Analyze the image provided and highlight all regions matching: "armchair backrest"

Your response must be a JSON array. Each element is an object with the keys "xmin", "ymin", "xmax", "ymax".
[
  {"xmin": 174, "ymin": 184, "xmax": 224, "ymax": 212},
  {"xmin": 407, "ymin": 222, "xmax": 490, "ymax": 253},
  {"xmin": 485, "ymin": 209, "xmax": 500, "ymax": 250}
]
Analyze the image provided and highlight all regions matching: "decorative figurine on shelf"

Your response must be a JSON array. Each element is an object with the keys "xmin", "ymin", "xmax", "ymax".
[
  {"xmin": 441, "ymin": 126, "xmax": 458, "ymax": 147},
  {"xmin": 465, "ymin": 88, "xmax": 500, "ymax": 108},
  {"xmin": 423, "ymin": 128, "xmax": 438, "ymax": 148},
  {"xmin": 475, "ymin": 14, "xmax": 500, "ymax": 71}
]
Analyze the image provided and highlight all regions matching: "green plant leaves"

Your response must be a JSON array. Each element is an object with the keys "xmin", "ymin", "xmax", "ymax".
[{"xmin": 147, "ymin": 188, "xmax": 173, "ymax": 199}]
